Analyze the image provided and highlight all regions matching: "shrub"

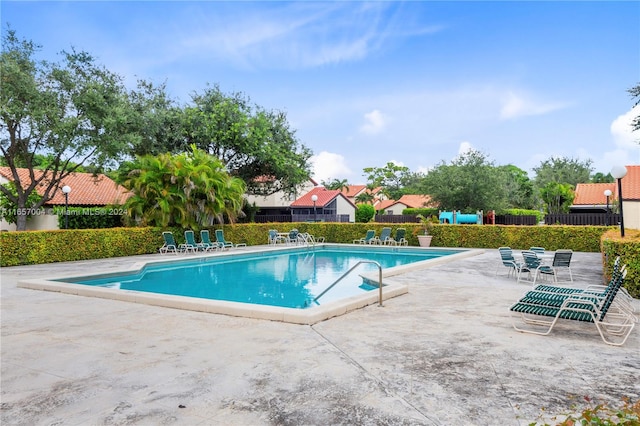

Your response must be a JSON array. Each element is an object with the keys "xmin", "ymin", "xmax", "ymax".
[{"xmin": 355, "ymin": 204, "xmax": 375, "ymax": 223}]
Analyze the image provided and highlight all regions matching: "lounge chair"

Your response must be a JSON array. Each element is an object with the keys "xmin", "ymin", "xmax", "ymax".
[
  {"xmin": 371, "ymin": 227, "xmax": 392, "ymax": 245},
  {"xmin": 268, "ymin": 229, "xmax": 287, "ymax": 245},
  {"xmin": 159, "ymin": 231, "xmax": 179, "ymax": 254},
  {"xmin": 510, "ymin": 267, "xmax": 635, "ymax": 346},
  {"xmin": 185, "ymin": 230, "xmax": 207, "ymax": 252},
  {"xmin": 496, "ymin": 247, "xmax": 523, "ymax": 278},
  {"xmin": 354, "ymin": 230, "xmax": 376, "ymax": 244},
  {"xmin": 535, "ymin": 249, "xmax": 573, "ymax": 283},
  {"xmin": 215, "ymin": 229, "xmax": 246, "ymax": 249},
  {"xmin": 387, "ymin": 228, "xmax": 408, "ymax": 246},
  {"xmin": 532, "ymin": 258, "xmax": 636, "ymax": 316},
  {"xmin": 200, "ymin": 230, "xmax": 220, "ymax": 251}
]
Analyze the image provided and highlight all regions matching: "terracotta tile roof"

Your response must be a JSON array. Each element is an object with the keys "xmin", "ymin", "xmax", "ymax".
[
  {"xmin": 573, "ymin": 183, "xmax": 617, "ymax": 205},
  {"xmin": 375, "ymin": 199, "xmax": 396, "ymax": 211},
  {"xmin": 0, "ymin": 167, "xmax": 131, "ymax": 206},
  {"xmin": 376, "ymin": 194, "xmax": 435, "ymax": 211},
  {"xmin": 340, "ymin": 185, "xmax": 367, "ymax": 197},
  {"xmin": 573, "ymin": 165, "xmax": 640, "ymax": 204},
  {"xmin": 620, "ymin": 165, "xmax": 640, "ymax": 201},
  {"xmin": 396, "ymin": 194, "xmax": 434, "ymax": 208},
  {"xmin": 291, "ymin": 187, "xmax": 353, "ymax": 208}
]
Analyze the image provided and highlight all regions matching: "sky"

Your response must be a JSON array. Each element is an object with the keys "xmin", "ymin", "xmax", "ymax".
[{"xmin": 2, "ymin": 1, "xmax": 640, "ymax": 184}]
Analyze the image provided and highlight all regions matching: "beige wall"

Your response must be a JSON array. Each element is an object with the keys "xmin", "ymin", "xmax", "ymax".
[
  {"xmin": 335, "ymin": 196, "xmax": 355, "ymax": 222},
  {"xmin": 1, "ymin": 213, "xmax": 61, "ymax": 231},
  {"xmin": 622, "ymin": 201, "xmax": 639, "ymax": 230}
]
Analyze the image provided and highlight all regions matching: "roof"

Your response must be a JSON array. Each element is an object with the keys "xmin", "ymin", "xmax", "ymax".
[
  {"xmin": 291, "ymin": 187, "xmax": 355, "ymax": 208},
  {"xmin": 0, "ymin": 167, "xmax": 131, "ymax": 206},
  {"xmin": 573, "ymin": 183, "xmax": 617, "ymax": 206},
  {"xmin": 573, "ymin": 165, "xmax": 640, "ymax": 205},
  {"xmin": 395, "ymin": 194, "xmax": 434, "ymax": 208},
  {"xmin": 339, "ymin": 185, "xmax": 384, "ymax": 198},
  {"xmin": 375, "ymin": 194, "xmax": 434, "ymax": 211},
  {"xmin": 620, "ymin": 165, "xmax": 640, "ymax": 201}
]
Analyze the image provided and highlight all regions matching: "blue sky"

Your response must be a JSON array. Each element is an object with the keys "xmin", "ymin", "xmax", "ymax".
[{"xmin": 3, "ymin": 1, "xmax": 639, "ymax": 184}]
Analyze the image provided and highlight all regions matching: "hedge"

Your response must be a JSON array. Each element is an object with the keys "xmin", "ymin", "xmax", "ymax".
[
  {"xmin": 2, "ymin": 223, "xmax": 637, "ymax": 297},
  {"xmin": 601, "ymin": 228, "xmax": 640, "ymax": 298}
]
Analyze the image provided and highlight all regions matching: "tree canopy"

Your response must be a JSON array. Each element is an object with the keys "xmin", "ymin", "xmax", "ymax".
[
  {"xmin": 0, "ymin": 29, "xmax": 136, "ymax": 230},
  {"xmin": 533, "ymin": 157, "xmax": 593, "ymax": 189},
  {"xmin": 362, "ymin": 162, "xmax": 413, "ymax": 200},
  {"xmin": 183, "ymin": 85, "xmax": 312, "ymax": 196},
  {"xmin": 420, "ymin": 150, "xmax": 506, "ymax": 213}
]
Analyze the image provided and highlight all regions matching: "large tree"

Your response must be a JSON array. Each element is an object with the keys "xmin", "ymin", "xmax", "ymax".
[
  {"xmin": 183, "ymin": 84, "xmax": 312, "ymax": 196},
  {"xmin": 0, "ymin": 30, "xmax": 135, "ymax": 230},
  {"xmin": 122, "ymin": 146, "xmax": 246, "ymax": 227},
  {"xmin": 497, "ymin": 165, "xmax": 537, "ymax": 210},
  {"xmin": 362, "ymin": 162, "xmax": 412, "ymax": 200},
  {"xmin": 421, "ymin": 150, "xmax": 506, "ymax": 213},
  {"xmin": 533, "ymin": 157, "xmax": 593, "ymax": 189}
]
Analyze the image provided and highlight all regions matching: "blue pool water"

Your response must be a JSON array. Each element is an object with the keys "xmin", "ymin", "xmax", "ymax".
[{"xmin": 59, "ymin": 246, "xmax": 462, "ymax": 309}]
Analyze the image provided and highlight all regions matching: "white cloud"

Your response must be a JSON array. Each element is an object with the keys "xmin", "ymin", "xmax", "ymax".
[
  {"xmin": 310, "ymin": 151, "xmax": 353, "ymax": 183},
  {"xmin": 457, "ymin": 141, "xmax": 473, "ymax": 156},
  {"xmin": 360, "ymin": 109, "xmax": 387, "ymax": 134},
  {"xmin": 499, "ymin": 91, "xmax": 569, "ymax": 120},
  {"xmin": 610, "ymin": 105, "xmax": 640, "ymax": 150}
]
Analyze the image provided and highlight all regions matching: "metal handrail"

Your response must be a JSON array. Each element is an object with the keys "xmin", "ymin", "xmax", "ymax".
[{"xmin": 313, "ymin": 260, "xmax": 383, "ymax": 307}]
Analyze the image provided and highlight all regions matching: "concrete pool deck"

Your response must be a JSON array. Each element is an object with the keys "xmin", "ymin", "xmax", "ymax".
[{"xmin": 1, "ymin": 248, "xmax": 638, "ymax": 425}]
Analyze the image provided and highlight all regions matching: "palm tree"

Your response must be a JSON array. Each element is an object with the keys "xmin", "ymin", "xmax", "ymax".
[{"xmin": 123, "ymin": 146, "xmax": 246, "ymax": 227}]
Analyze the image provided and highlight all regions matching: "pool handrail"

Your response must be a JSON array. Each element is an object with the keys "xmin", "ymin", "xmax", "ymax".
[{"xmin": 313, "ymin": 260, "xmax": 383, "ymax": 307}]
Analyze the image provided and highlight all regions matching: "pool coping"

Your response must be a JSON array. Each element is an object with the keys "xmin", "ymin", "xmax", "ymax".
[{"xmin": 17, "ymin": 244, "xmax": 484, "ymax": 325}]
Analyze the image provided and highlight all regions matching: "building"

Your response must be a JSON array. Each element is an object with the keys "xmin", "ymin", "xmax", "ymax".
[
  {"xmin": 374, "ymin": 194, "xmax": 434, "ymax": 215},
  {"xmin": 244, "ymin": 177, "xmax": 318, "ymax": 217},
  {"xmin": 0, "ymin": 167, "xmax": 130, "ymax": 231},
  {"xmin": 571, "ymin": 165, "xmax": 639, "ymax": 230},
  {"xmin": 290, "ymin": 187, "xmax": 356, "ymax": 222}
]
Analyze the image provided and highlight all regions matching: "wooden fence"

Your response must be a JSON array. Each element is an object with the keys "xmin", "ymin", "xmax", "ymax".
[{"xmin": 545, "ymin": 213, "xmax": 620, "ymax": 226}]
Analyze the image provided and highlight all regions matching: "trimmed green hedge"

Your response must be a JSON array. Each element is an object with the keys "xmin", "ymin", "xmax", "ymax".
[
  {"xmin": 601, "ymin": 229, "xmax": 640, "ymax": 298},
  {"xmin": 0, "ymin": 227, "xmax": 162, "ymax": 267}
]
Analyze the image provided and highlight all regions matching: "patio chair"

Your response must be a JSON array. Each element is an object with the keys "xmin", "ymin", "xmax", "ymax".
[
  {"xmin": 496, "ymin": 247, "xmax": 519, "ymax": 278},
  {"xmin": 159, "ymin": 231, "xmax": 180, "ymax": 254},
  {"xmin": 516, "ymin": 250, "xmax": 541, "ymax": 283},
  {"xmin": 200, "ymin": 230, "xmax": 220, "ymax": 251},
  {"xmin": 387, "ymin": 228, "xmax": 408, "ymax": 246},
  {"xmin": 215, "ymin": 229, "xmax": 246, "ymax": 249},
  {"xmin": 184, "ymin": 230, "xmax": 207, "ymax": 252},
  {"xmin": 371, "ymin": 227, "xmax": 392, "ymax": 245},
  {"xmin": 529, "ymin": 246, "xmax": 545, "ymax": 256},
  {"xmin": 287, "ymin": 229, "xmax": 300, "ymax": 245},
  {"xmin": 510, "ymin": 268, "xmax": 635, "ymax": 346},
  {"xmin": 535, "ymin": 249, "xmax": 574, "ymax": 284},
  {"xmin": 353, "ymin": 230, "xmax": 376, "ymax": 244},
  {"xmin": 268, "ymin": 229, "xmax": 286, "ymax": 245}
]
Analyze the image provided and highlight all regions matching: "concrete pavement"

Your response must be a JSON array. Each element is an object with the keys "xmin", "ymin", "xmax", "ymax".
[{"xmin": 1, "ymin": 249, "xmax": 638, "ymax": 425}]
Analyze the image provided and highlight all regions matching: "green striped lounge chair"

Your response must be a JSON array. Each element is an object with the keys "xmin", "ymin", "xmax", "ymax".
[
  {"xmin": 509, "ymin": 267, "xmax": 635, "ymax": 346},
  {"xmin": 200, "ymin": 230, "xmax": 220, "ymax": 251}
]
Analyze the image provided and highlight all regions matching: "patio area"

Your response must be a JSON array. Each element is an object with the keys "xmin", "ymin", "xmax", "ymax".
[{"xmin": 1, "ymin": 249, "xmax": 638, "ymax": 425}]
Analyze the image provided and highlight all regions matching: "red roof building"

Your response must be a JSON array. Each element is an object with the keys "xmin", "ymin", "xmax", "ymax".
[{"xmin": 0, "ymin": 167, "xmax": 131, "ymax": 206}]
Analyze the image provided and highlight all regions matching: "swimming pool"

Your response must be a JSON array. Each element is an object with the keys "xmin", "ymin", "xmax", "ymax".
[
  {"xmin": 18, "ymin": 244, "xmax": 480, "ymax": 324},
  {"xmin": 57, "ymin": 246, "xmax": 463, "ymax": 309}
]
